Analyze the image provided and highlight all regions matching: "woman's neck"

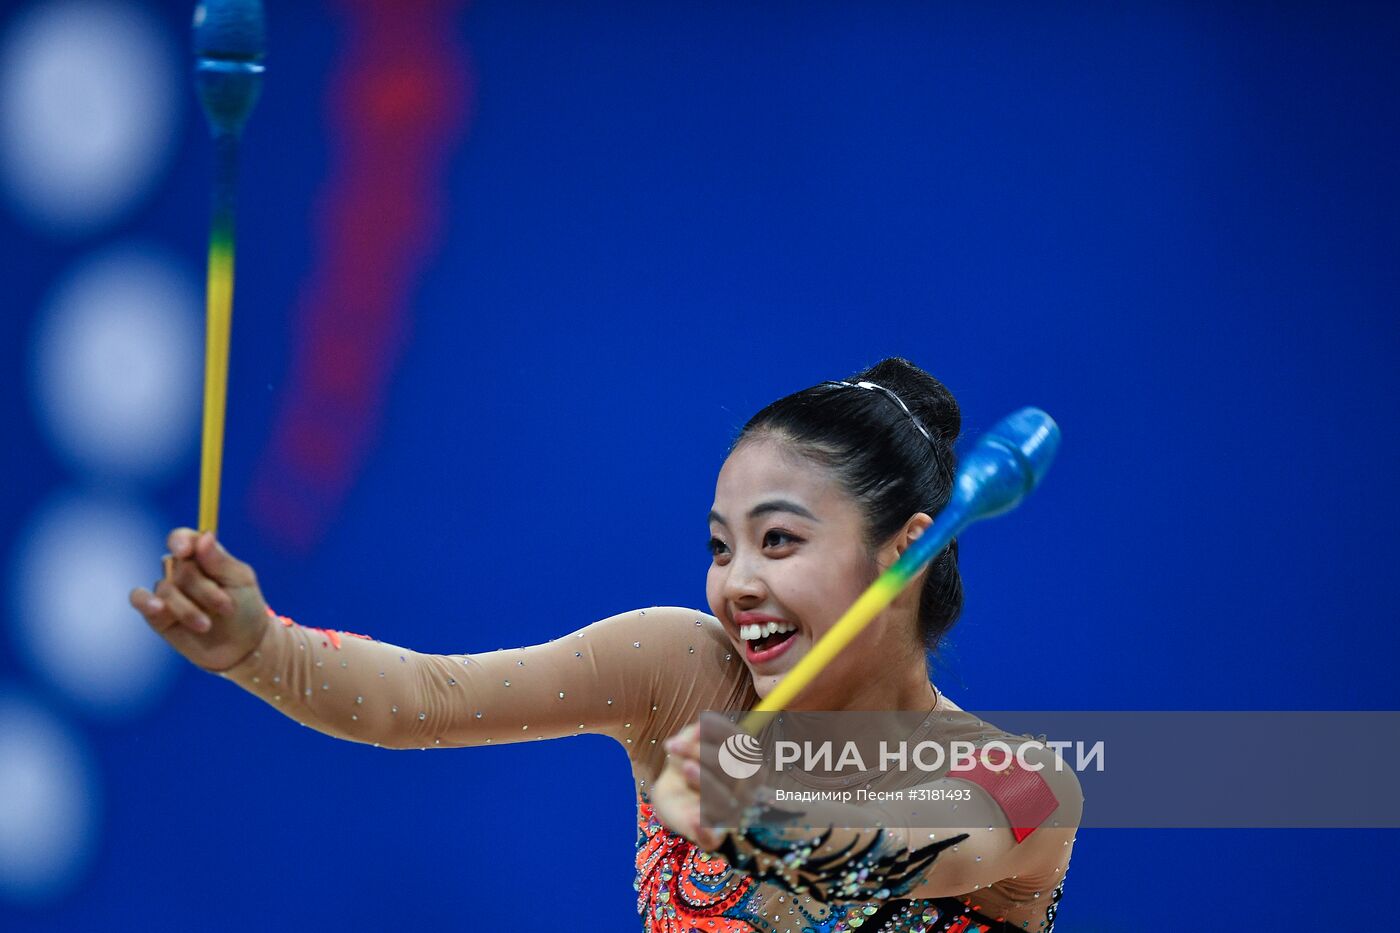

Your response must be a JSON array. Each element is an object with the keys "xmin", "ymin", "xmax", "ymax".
[
  {"xmin": 770, "ymin": 605, "xmax": 940, "ymax": 712},
  {"xmin": 832, "ymin": 606, "xmax": 939, "ymax": 711},
  {"xmin": 829, "ymin": 662, "xmax": 939, "ymax": 712},
  {"xmin": 783, "ymin": 651, "xmax": 938, "ymax": 712}
]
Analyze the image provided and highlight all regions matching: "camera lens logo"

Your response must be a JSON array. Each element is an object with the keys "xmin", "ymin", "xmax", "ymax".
[{"xmin": 717, "ymin": 732, "xmax": 764, "ymax": 780}]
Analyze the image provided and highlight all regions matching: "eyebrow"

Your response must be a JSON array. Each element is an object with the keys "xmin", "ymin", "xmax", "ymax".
[{"xmin": 708, "ymin": 499, "xmax": 820, "ymax": 527}]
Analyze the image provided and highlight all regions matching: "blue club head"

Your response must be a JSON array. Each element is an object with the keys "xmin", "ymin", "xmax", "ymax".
[
  {"xmin": 952, "ymin": 407, "xmax": 1061, "ymax": 521},
  {"xmin": 193, "ymin": 0, "xmax": 267, "ymax": 135},
  {"xmin": 193, "ymin": 0, "xmax": 266, "ymax": 62}
]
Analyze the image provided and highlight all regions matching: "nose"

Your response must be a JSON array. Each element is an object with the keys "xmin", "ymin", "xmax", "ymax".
[{"xmin": 722, "ymin": 550, "xmax": 767, "ymax": 605}]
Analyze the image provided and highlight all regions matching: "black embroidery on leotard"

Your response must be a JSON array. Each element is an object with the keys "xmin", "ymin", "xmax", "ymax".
[{"xmin": 713, "ymin": 799, "xmax": 970, "ymax": 904}]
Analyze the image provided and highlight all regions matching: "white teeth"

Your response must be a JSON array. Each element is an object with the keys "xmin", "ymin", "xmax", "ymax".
[{"xmin": 739, "ymin": 621, "xmax": 797, "ymax": 641}]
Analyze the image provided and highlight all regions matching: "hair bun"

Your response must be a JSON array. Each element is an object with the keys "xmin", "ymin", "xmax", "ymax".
[{"xmin": 854, "ymin": 357, "xmax": 961, "ymax": 446}]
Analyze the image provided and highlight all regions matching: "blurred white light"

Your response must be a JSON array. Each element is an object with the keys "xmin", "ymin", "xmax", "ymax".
[
  {"xmin": 33, "ymin": 244, "xmax": 200, "ymax": 481},
  {"xmin": 0, "ymin": 688, "xmax": 99, "ymax": 905},
  {"xmin": 0, "ymin": 0, "xmax": 178, "ymax": 234},
  {"xmin": 12, "ymin": 493, "xmax": 177, "ymax": 718}
]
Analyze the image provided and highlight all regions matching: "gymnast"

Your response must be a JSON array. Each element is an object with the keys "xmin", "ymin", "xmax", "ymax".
[{"xmin": 129, "ymin": 356, "xmax": 1081, "ymax": 932}]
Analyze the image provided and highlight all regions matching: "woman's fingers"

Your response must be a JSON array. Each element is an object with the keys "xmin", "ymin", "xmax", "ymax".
[
  {"xmin": 666, "ymin": 716, "xmax": 741, "ymax": 782},
  {"xmin": 172, "ymin": 554, "xmax": 234, "ymax": 618},
  {"xmin": 155, "ymin": 578, "xmax": 211, "ymax": 633},
  {"xmin": 664, "ymin": 721, "xmax": 701, "ymax": 757},
  {"xmin": 129, "ymin": 586, "xmax": 175, "ymax": 634},
  {"xmin": 696, "ymin": 759, "xmax": 744, "ymax": 829},
  {"xmin": 166, "ymin": 527, "xmax": 200, "ymax": 560},
  {"xmin": 698, "ymin": 711, "xmax": 741, "ymax": 745},
  {"xmin": 650, "ymin": 759, "xmax": 704, "ymax": 844},
  {"xmin": 193, "ymin": 532, "xmax": 253, "ymax": 587}
]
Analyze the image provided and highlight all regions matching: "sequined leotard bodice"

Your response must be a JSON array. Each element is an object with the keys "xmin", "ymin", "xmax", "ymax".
[{"xmin": 218, "ymin": 606, "xmax": 1079, "ymax": 932}]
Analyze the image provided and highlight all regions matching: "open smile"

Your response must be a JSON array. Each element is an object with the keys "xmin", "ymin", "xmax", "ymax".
[{"xmin": 734, "ymin": 613, "xmax": 800, "ymax": 665}]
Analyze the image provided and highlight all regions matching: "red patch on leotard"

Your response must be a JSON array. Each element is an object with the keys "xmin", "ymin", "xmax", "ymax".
[
  {"xmin": 952, "ymin": 753, "xmax": 1059, "ymax": 843},
  {"xmin": 266, "ymin": 608, "xmax": 375, "ymax": 650}
]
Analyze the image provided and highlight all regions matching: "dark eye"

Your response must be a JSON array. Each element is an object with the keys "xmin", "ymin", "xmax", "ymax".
[
  {"xmin": 763, "ymin": 529, "xmax": 800, "ymax": 549},
  {"xmin": 708, "ymin": 536, "xmax": 730, "ymax": 558}
]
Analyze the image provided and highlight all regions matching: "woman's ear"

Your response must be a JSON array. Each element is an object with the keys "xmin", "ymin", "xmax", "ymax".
[
  {"xmin": 876, "ymin": 512, "xmax": 935, "ymax": 569},
  {"xmin": 895, "ymin": 512, "xmax": 934, "ymax": 558}
]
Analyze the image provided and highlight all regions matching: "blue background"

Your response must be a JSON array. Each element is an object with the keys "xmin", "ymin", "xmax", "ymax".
[{"xmin": 3, "ymin": 1, "xmax": 1398, "ymax": 929}]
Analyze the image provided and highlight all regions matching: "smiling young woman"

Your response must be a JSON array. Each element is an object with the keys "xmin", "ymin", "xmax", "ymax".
[{"xmin": 130, "ymin": 357, "xmax": 1080, "ymax": 933}]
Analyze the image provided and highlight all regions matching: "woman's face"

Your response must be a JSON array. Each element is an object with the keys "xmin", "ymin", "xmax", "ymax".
[{"xmin": 705, "ymin": 435, "xmax": 915, "ymax": 705}]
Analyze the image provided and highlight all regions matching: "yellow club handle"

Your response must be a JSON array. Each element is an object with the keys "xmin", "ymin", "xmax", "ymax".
[
  {"xmin": 739, "ymin": 578, "xmax": 901, "ymax": 734},
  {"xmin": 198, "ymin": 238, "xmax": 234, "ymax": 535}
]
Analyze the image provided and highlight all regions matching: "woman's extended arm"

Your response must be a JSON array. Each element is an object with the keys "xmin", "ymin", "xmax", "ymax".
[
  {"xmin": 215, "ymin": 603, "xmax": 675, "ymax": 750},
  {"xmin": 129, "ymin": 529, "xmax": 705, "ymax": 752}
]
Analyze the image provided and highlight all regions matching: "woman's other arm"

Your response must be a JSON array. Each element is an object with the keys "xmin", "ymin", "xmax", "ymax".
[{"xmin": 658, "ymin": 715, "xmax": 1082, "ymax": 903}]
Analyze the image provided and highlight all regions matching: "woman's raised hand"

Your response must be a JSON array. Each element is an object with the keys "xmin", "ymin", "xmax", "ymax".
[
  {"xmin": 654, "ymin": 714, "xmax": 759, "ymax": 852},
  {"xmin": 128, "ymin": 529, "xmax": 270, "ymax": 673}
]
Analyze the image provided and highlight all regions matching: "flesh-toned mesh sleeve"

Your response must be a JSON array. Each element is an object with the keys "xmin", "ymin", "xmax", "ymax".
[{"xmin": 215, "ymin": 605, "xmax": 711, "ymax": 751}]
